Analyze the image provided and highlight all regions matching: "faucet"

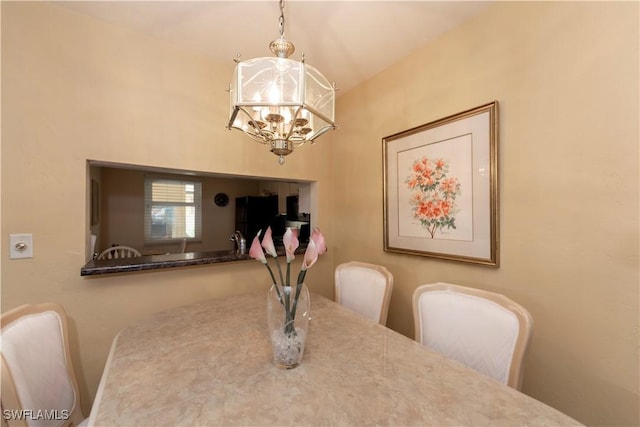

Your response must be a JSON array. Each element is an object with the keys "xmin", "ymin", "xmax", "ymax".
[{"xmin": 229, "ymin": 230, "xmax": 246, "ymax": 255}]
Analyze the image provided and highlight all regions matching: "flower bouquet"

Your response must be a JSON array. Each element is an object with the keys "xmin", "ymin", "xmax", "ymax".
[{"xmin": 249, "ymin": 226, "xmax": 327, "ymax": 368}]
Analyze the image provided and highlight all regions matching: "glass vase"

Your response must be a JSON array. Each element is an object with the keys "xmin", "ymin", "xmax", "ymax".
[{"xmin": 266, "ymin": 283, "xmax": 310, "ymax": 369}]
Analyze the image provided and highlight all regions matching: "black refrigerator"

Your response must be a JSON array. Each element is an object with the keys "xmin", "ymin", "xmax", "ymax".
[{"xmin": 235, "ymin": 195, "xmax": 280, "ymax": 242}]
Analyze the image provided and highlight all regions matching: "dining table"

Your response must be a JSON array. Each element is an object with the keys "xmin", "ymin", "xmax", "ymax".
[{"xmin": 88, "ymin": 291, "xmax": 582, "ymax": 426}]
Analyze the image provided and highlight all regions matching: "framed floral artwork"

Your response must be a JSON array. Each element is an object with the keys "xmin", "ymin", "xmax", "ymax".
[{"xmin": 383, "ymin": 102, "xmax": 499, "ymax": 266}]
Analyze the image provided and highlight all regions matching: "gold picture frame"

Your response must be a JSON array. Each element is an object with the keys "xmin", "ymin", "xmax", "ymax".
[{"xmin": 383, "ymin": 102, "xmax": 499, "ymax": 266}]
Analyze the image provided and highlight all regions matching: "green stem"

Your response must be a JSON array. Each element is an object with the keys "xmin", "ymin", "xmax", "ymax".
[
  {"xmin": 297, "ymin": 269, "xmax": 307, "ymax": 288},
  {"xmin": 269, "ymin": 255, "xmax": 293, "ymax": 332},
  {"xmin": 290, "ymin": 270, "xmax": 307, "ymax": 320},
  {"xmin": 264, "ymin": 262, "xmax": 283, "ymax": 302},
  {"xmin": 274, "ymin": 256, "xmax": 285, "ymax": 288},
  {"xmin": 283, "ymin": 285, "xmax": 294, "ymax": 335},
  {"xmin": 286, "ymin": 262, "xmax": 291, "ymax": 289}
]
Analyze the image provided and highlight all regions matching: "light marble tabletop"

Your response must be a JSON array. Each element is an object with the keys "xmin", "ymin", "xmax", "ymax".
[{"xmin": 88, "ymin": 292, "xmax": 582, "ymax": 426}]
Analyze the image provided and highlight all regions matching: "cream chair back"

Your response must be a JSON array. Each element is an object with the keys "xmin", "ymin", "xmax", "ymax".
[
  {"xmin": 335, "ymin": 261, "xmax": 394, "ymax": 325},
  {"xmin": 412, "ymin": 282, "xmax": 533, "ymax": 390},
  {"xmin": 97, "ymin": 246, "xmax": 141, "ymax": 260},
  {"xmin": 1, "ymin": 303, "xmax": 87, "ymax": 427}
]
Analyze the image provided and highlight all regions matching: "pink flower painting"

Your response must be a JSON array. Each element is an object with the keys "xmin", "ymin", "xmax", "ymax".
[{"xmin": 406, "ymin": 156, "xmax": 461, "ymax": 238}]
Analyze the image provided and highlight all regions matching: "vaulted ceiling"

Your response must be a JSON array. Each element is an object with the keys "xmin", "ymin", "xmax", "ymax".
[{"xmin": 55, "ymin": 1, "xmax": 491, "ymax": 94}]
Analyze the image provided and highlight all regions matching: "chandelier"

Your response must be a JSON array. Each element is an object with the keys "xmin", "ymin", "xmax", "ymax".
[{"xmin": 227, "ymin": 0, "xmax": 337, "ymax": 165}]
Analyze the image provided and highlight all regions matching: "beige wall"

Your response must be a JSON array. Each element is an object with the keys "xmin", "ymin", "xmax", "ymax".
[
  {"xmin": 332, "ymin": 2, "xmax": 639, "ymax": 426},
  {"xmin": 1, "ymin": 1, "xmax": 638, "ymax": 426},
  {"xmin": 0, "ymin": 1, "xmax": 336, "ymax": 416}
]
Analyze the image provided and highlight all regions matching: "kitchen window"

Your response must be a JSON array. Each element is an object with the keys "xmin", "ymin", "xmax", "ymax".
[{"xmin": 144, "ymin": 177, "xmax": 202, "ymax": 243}]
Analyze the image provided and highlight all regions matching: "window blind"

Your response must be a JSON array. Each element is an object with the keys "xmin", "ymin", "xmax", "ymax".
[{"xmin": 144, "ymin": 178, "xmax": 202, "ymax": 242}]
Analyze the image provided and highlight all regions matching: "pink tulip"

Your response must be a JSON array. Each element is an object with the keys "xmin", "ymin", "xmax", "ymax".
[
  {"xmin": 302, "ymin": 239, "xmax": 319, "ymax": 271},
  {"xmin": 283, "ymin": 228, "xmax": 299, "ymax": 263},
  {"xmin": 249, "ymin": 230, "xmax": 266, "ymax": 264},
  {"xmin": 310, "ymin": 227, "xmax": 327, "ymax": 255},
  {"xmin": 261, "ymin": 227, "xmax": 278, "ymax": 258}
]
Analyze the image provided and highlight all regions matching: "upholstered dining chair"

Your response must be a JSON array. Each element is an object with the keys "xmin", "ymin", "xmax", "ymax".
[
  {"xmin": 412, "ymin": 282, "xmax": 533, "ymax": 390},
  {"xmin": 1, "ymin": 302, "xmax": 88, "ymax": 427},
  {"xmin": 97, "ymin": 245, "xmax": 141, "ymax": 260},
  {"xmin": 335, "ymin": 261, "xmax": 394, "ymax": 325}
]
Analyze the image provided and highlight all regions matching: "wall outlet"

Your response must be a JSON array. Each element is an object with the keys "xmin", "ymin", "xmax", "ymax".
[{"xmin": 9, "ymin": 234, "xmax": 33, "ymax": 259}]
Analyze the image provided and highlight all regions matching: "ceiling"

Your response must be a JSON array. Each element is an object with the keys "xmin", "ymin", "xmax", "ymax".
[{"xmin": 55, "ymin": 1, "xmax": 491, "ymax": 94}]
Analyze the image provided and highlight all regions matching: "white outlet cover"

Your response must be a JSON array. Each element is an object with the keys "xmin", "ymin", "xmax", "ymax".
[{"xmin": 9, "ymin": 234, "xmax": 33, "ymax": 259}]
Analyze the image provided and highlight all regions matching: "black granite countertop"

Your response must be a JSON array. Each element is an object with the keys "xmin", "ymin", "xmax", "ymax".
[{"xmin": 81, "ymin": 245, "xmax": 308, "ymax": 276}]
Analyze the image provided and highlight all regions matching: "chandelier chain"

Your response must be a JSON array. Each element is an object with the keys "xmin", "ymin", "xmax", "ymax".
[{"xmin": 278, "ymin": 0, "xmax": 285, "ymax": 37}]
